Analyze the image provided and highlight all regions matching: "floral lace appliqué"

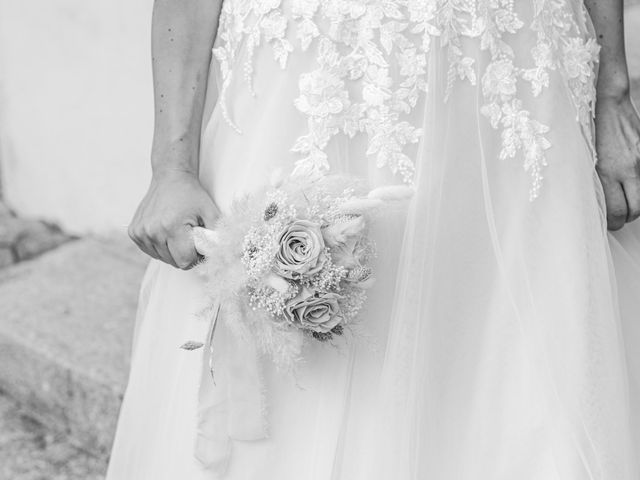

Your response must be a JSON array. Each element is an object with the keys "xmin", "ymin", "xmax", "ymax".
[{"xmin": 213, "ymin": 0, "xmax": 599, "ymax": 199}]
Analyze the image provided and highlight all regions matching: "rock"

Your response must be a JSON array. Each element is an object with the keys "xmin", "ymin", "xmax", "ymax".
[
  {"xmin": 0, "ymin": 203, "xmax": 14, "ymax": 219},
  {"xmin": 13, "ymin": 221, "xmax": 70, "ymax": 262},
  {"xmin": 0, "ymin": 234, "xmax": 148, "ymax": 457},
  {"xmin": 0, "ymin": 248, "xmax": 14, "ymax": 268},
  {"xmin": 0, "ymin": 215, "xmax": 71, "ymax": 262},
  {"xmin": 0, "ymin": 216, "xmax": 23, "ymax": 247}
]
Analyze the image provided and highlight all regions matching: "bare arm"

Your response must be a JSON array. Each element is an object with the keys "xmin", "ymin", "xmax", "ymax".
[
  {"xmin": 585, "ymin": 0, "xmax": 640, "ymax": 229},
  {"xmin": 150, "ymin": 0, "xmax": 222, "ymax": 174},
  {"xmin": 585, "ymin": 0, "xmax": 630, "ymax": 99},
  {"xmin": 129, "ymin": 0, "xmax": 223, "ymax": 268}
]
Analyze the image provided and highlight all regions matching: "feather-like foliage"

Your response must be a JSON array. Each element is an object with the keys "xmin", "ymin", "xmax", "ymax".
[{"xmin": 190, "ymin": 175, "xmax": 407, "ymax": 372}]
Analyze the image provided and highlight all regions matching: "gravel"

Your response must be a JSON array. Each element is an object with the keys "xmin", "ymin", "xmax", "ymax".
[{"xmin": 0, "ymin": 394, "xmax": 106, "ymax": 480}]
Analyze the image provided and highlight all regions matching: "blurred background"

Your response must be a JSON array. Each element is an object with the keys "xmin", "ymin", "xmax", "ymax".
[
  {"xmin": 0, "ymin": 1, "xmax": 152, "ymax": 479},
  {"xmin": 0, "ymin": 1, "xmax": 638, "ymax": 479}
]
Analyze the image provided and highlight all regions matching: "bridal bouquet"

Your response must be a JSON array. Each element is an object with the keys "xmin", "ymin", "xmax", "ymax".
[{"xmin": 185, "ymin": 173, "xmax": 412, "ymax": 372}]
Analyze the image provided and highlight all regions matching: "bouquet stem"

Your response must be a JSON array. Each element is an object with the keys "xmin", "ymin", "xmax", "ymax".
[{"xmin": 207, "ymin": 303, "xmax": 222, "ymax": 385}]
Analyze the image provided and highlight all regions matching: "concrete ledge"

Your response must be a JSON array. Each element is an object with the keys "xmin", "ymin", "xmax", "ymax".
[{"xmin": 0, "ymin": 235, "xmax": 147, "ymax": 457}]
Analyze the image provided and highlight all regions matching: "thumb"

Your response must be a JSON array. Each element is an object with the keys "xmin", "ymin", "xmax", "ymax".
[{"xmin": 198, "ymin": 197, "xmax": 220, "ymax": 230}]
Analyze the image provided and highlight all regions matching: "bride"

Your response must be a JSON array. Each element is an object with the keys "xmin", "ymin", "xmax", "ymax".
[{"xmin": 107, "ymin": 0, "xmax": 640, "ymax": 478}]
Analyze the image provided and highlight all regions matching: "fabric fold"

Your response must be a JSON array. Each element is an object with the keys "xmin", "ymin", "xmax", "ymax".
[{"xmin": 194, "ymin": 302, "xmax": 268, "ymax": 475}]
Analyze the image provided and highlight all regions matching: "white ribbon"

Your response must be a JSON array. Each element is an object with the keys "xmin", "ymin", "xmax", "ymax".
[{"xmin": 191, "ymin": 228, "xmax": 269, "ymax": 475}]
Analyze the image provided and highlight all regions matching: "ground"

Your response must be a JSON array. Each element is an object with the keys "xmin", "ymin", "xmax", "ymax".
[{"xmin": 0, "ymin": 395, "xmax": 105, "ymax": 480}]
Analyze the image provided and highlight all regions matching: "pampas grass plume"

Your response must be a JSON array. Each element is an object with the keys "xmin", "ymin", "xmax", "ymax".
[{"xmin": 367, "ymin": 185, "xmax": 415, "ymax": 202}]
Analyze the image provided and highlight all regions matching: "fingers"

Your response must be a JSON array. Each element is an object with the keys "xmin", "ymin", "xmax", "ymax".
[
  {"xmin": 168, "ymin": 231, "xmax": 200, "ymax": 270},
  {"xmin": 154, "ymin": 240, "xmax": 179, "ymax": 268},
  {"xmin": 128, "ymin": 224, "xmax": 160, "ymax": 261},
  {"xmin": 129, "ymin": 213, "xmax": 205, "ymax": 269},
  {"xmin": 129, "ymin": 224, "xmax": 178, "ymax": 266},
  {"xmin": 623, "ymin": 179, "xmax": 640, "ymax": 223},
  {"xmin": 601, "ymin": 179, "xmax": 627, "ymax": 231},
  {"xmin": 127, "ymin": 212, "xmax": 177, "ymax": 266}
]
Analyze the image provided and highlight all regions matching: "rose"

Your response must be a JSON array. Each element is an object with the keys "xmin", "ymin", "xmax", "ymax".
[
  {"xmin": 283, "ymin": 288, "xmax": 343, "ymax": 333},
  {"xmin": 273, "ymin": 220, "xmax": 327, "ymax": 279}
]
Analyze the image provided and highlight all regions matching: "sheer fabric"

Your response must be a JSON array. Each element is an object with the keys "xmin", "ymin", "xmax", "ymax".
[{"xmin": 107, "ymin": 1, "xmax": 640, "ymax": 478}]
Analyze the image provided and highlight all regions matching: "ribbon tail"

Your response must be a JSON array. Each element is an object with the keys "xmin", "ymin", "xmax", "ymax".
[
  {"xmin": 227, "ymin": 330, "xmax": 269, "ymax": 441},
  {"xmin": 195, "ymin": 302, "xmax": 231, "ymax": 474},
  {"xmin": 193, "ymin": 302, "xmax": 268, "ymax": 475}
]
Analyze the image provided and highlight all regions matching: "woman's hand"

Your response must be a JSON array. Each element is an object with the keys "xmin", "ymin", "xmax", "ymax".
[
  {"xmin": 128, "ymin": 169, "xmax": 219, "ymax": 269},
  {"xmin": 595, "ymin": 93, "xmax": 640, "ymax": 230},
  {"xmin": 131, "ymin": 0, "xmax": 223, "ymax": 268}
]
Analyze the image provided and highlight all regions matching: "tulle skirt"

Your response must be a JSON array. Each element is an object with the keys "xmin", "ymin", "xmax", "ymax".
[{"xmin": 106, "ymin": 9, "xmax": 640, "ymax": 479}]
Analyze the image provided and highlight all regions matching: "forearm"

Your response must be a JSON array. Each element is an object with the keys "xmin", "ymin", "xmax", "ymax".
[
  {"xmin": 584, "ymin": 0, "xmax": 630, "ymax": 100},
  {"xmin": 151, "ymin": 0, "xmax": 223, "ymax": 176}
]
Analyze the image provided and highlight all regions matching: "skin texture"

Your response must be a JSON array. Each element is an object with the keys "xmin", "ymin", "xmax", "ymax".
[
  {"xmin": 585, "ymin": 0, "xmax": 640, "ymax": 230},
  {"xmin": 129, "ymin": 0, "xmax": 223, "ymax": 268},
  {"xmin": 130, "ymin": 0, "xmax": 640, "ymax": 269}
]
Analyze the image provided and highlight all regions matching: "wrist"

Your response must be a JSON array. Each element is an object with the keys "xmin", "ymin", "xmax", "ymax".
[
  {"xmin": 597, "ymin": 85, "xmax": 631, "ymax": 103},
  {"xmin": 151, "ymin": 165, "xmax": 199, "ymax": 182},
  {"xmin": 596, "ymin": 88, "xmax": 631, "ymax": 109},
  {"xmin": 596, "ymin": 71, "xmax": 631, "ymax": 103},
  {"xmin": 151, "ymin": 134, "xmax": 200, "ymax": 180}
]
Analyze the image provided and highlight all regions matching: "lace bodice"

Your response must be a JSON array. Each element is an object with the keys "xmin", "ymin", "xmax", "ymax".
[{"xmin": 212, "ymin": 0, "xmax": 599, "ymax": 200}]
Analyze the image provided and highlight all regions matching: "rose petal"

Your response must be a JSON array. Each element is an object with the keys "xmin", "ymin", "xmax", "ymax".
[{"xmin": 275, "ymin": 221, "xmax": 326, "ymax": 278}]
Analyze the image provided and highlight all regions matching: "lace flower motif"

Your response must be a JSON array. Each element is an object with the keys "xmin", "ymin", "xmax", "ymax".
[{"xmin": 213, "ymin": 0, "xmax": 599, "ymax": 199}]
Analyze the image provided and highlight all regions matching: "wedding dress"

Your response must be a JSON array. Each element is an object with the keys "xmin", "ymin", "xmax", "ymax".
[{"xmin": 106, "ymin": 0, "xmax": 640, "ymax": 478}]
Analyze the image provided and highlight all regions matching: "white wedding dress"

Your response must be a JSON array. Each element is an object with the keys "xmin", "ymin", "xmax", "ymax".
[{"xmin": 107, "ymin": 1, "xmax": 640, "ymax": 478}]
